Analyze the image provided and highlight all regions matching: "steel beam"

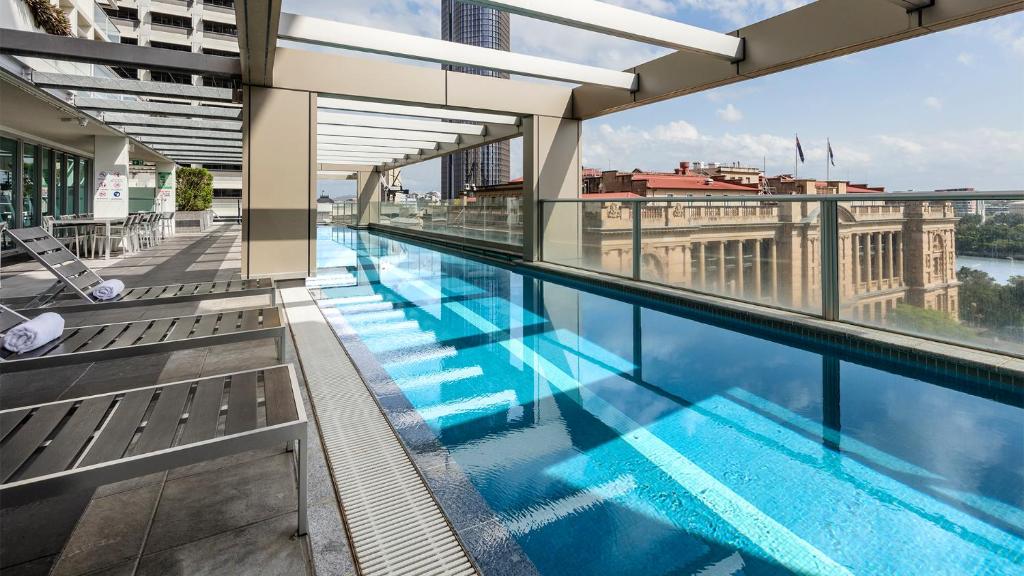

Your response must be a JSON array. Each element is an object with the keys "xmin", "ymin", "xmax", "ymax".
[
  {"xmin": 317, "ymin": 96, "xmax": 518, "ymax": 125},
  {"xmin": 572, "ymin": 0, "xmax": 1022, "ymax": 119},
  {"xmin": 236, "ymin": 0, "xmax": 281, "ymax": 86},
  {"xmin": 122, "ymin": 126, "xmax": 241, "ymax": 140},
  {"xmin": 384, "ymin": 123, "xmax": 521, "ymax": 170},
  {"xmin": 149, "ymin": 145, "xmax": 244, "ymax": 153},
  {"xmin": 103, "ymin": 113, "xmax": 242, "ymax": 131},
  {"xmin": 0, "ymin": 29, "xmax": 241, "ymax": 76},
  {"xmin": 75, "ymin": 97, "xmax": 242, "ymax": 119},
  {"xmin": 317, "ymin": 124, "xmax": 460, "ymax": 144},
  {"xmin": 318, "ymin": 111, "xmax": 485, "ymax": 136},
  {"xmin": 278, "ymin": 13, "xmax": 638, "ymax": 90},
  {"xmin": 30, "ymin": 72, "xmax": 234, "ymax": 101},
  {"xmin": 460, "ymin": 0, "xmax": 743, "ymax": 59}
]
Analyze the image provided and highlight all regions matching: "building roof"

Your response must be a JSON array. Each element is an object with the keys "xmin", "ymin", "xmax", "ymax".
[
  {"xmin": 580, "ymin": 192, "xmax": 642, "ymax": 199},
  {"xmin": 631, "ymin": 174, "xmax": 758, "ymax": 191}
]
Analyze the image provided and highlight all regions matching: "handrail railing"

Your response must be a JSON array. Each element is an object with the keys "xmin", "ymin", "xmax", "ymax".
[{"xmin": 538, "ymin": 191, "xmax": 1024, "ymax": 357}]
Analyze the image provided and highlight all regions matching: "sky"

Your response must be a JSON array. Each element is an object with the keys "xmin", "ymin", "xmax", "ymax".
[{"xmin": 293, "ymin": 0, "xmax": 1024, "ymax": 197}]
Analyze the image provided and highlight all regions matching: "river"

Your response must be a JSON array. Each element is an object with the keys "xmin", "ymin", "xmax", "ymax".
[{"xmin": 957, "ymin": 255, "xmax": 1023, "ymax": 284}]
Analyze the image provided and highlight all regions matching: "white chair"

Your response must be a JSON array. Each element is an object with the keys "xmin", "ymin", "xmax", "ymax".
[{"xmin": 91, "ymin": 213, "xmax": 137, "ymax": 258}]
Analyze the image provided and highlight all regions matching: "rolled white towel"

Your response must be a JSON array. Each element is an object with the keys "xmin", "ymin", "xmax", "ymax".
[
  {"xmin": 90, "ymin": 279, "xmax": 126, "ymax": 301},
  {"xmin": 2, "ymin": 312, "xmax": 65, "ymax": 354}
]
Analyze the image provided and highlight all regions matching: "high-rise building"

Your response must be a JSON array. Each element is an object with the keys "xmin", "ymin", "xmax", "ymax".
[{"xmin": 440, "ymin": 0, "xmax": 510, "ymax": 199}]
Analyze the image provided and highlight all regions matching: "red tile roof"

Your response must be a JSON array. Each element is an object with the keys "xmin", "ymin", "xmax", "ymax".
[
  {"xmin": 632, "ymin": 174, "xmax": 758, "ymax": 191},
  {"xmin": 580, "ymin": 192, "xmax": 642, "ymax": 199}
]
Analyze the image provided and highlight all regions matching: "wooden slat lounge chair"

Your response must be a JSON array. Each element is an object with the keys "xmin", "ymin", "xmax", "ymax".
[
  {"xmin": 0, "ymin": 305, "xmax": 286, "ymax": 373},
  {"xmin": 0, "ymin": 364, "xmax": 308, "ymax": 535},
  {"xmin": 3, "ymin": 227, "xmax": 274, "ymax": 311}
]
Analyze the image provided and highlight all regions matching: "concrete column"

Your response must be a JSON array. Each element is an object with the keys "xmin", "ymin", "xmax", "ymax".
[
  {"xmin": 753, "ymin": 239, "xmax": 762, "ymax": 299},
  {"xmin": 523, "ymin": 115, "xmax": 582, "ymax": 262},
  {"xmin": 697, "ymin": 242, "xmax": 706, "ymax": 289},
  {"xmin": 895, "ymin": 231, "xmax": 904, "ymax": 281},
  {"xmin": 681, "ymin": 244, "xmax": 692, "ymax": 284},
  {"xmin": 864, "ymin": 233, "xmax": 873, "ymax": 290},
  {"xmin": 885, "ymin": 232, "xmax": 894, "ymax": 283},
  {"xmin": 717, "ymin": 241, "xmax": 726, "ymax": 291},
  {"xmin": 770, "ymin": 239, "xmax": 778, "ymax": 301},
  {"xmin": 873, "ymin": 232, "xmax": 883, "ymax": 286},
  {"xmin": 734, "ymin": 240, "xmax": 745, "ymax": 296},
  {"xmin": 92, "ymin": 136, "xmax": 130, "ymax": 219},
  {"xmin": 355, "ymin": 170, "xmax": 381, "ymax": 228},
  {"xmin": 242, "ymin": 86, "xmax": 316, "ymax": 279},
  {"xmin": 852, "ymin": 234, "xmax": 861, "ymax": 293}
]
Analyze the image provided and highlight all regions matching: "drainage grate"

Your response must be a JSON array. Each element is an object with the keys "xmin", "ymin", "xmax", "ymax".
[{"xmin": 279, "ymin": 287, "xmax": 478, "ymax": 576}]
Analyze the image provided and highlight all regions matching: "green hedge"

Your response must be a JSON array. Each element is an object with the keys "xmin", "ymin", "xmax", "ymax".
[{"xmin": 175, "ymin": 167, "xmax": 213, "ymax": 211}]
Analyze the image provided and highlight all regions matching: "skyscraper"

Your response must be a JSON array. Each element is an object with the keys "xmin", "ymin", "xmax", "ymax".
[{"xmin": 441, "ymin": 1, "xmax": 511, "ymax": 199}]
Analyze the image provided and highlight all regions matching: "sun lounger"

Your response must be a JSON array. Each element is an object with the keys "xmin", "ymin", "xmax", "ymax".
[
  {"xmin": 3, "ymin": 226, "xmax": 274, "ymax": 311},
  {"xmin": 0, "ymin": 305, "xmax": 286, "ymax": 373},
  {"xmin": 0, "ymin": 364, "xmax": 308, "ymax": 535}
]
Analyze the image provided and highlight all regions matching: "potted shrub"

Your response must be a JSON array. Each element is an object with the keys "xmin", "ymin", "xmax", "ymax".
[{"xmin": 174, "ymin": 167, "xmax": 214, "ymax": 230}]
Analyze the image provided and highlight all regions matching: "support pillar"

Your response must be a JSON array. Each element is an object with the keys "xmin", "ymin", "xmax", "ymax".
[
  {"xmin": 242, "ymin": 86, "xmax": 316, "ymax": 279},
  {"xmin": 885, "ymin": 232, "xmax": 894, "ymax": 283},
  {"xmin": 770, "ymin": 239, "xmax": 778, "ymax": 301},
  {"xmin": 92, "ymin": 136, "xmax": 130, "ymax": 219},
  {"xmin": 895, "ymin": 231, "xmax": 904, "ymax": 282},
  {"xmin": 523, "ymin": 115, "xmax": 582, "ymax": 262},
  {"xmin": 864, "ymin": 233, "xmax": 873, "ymax": 291},
  {"xmin": 356, "ymin": 170, "xmax": 381, "ymax": 228},
  {"xmin": 873, "ymin": 232, "xmax": 883, "ymax": 287},
  {"xmin": 853, "ymin": 234, "xmax": 861, "ymax": 293}
]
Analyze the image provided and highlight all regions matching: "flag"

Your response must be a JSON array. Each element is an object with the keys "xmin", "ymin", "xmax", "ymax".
[
  {"xmin": 796, "ymin": 135, "xmax": 805, "ymax": 163},
  {"xmin": 827, "ymin": 139, "xmax": 836, "ymax": 167}
]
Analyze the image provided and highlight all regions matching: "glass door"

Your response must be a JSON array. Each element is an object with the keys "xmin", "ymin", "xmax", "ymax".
[
  {"xmin": 0, "ymin": 137, "xmax": 15, "ymax": 231},
  {"xmin": 66, "ymin": 154, "xmax": 78, "ymax": 215},
  {"xmin": 40, "ymin": 148, "xmax": 51, "ymax": 219},
  {"xmin": 23, "ymin": 144, "xmax": 38, "ymax": 227}
]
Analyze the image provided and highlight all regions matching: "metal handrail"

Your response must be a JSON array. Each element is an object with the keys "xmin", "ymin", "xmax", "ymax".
[{"xmin": 539, "ymin": 190, "xmax": 1024, "ymax": 203}]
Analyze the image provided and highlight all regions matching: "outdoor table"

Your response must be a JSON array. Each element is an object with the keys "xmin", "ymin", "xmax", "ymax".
[{"xmin": 51, "ymin": 217, "xmax": 126, "ymax": 260}]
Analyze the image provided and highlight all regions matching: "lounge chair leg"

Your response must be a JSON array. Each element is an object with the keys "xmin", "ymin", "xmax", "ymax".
[
  {"xmin": 277, "ymin": 335, "xmax": 286, "ymax": 361},
  {"xmin": 296, "ymin": 437, "xmax": 308, "ymax": 537}
]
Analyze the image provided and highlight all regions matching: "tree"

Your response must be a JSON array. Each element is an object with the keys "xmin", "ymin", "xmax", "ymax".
[
  {"xmin": 175, "ymin": 167, "xmax": 213, "ymax": 212},
  {"xmin": 887, "ymin": 304, "xmax": 976, "ymax": 340}
]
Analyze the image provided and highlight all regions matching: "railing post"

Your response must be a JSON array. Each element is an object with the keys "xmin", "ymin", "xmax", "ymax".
[
  {"xmin": 820, "ymin": 199, "xmax": 840, "ymax": 321},
  {"xmin": 632, "ymin": 202, "xmax": 642, "ymax": 280}
]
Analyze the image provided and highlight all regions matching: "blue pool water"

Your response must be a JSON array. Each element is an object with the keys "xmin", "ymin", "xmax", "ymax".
[{"xmin": 317, "ymin": 227, "xmax": 1024, "ymax": 576}]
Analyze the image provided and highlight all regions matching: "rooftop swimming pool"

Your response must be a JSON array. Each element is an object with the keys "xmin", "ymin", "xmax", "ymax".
[{"xmin": 316, "ymin": 227, "xmax": 1024, "ymax": 576}]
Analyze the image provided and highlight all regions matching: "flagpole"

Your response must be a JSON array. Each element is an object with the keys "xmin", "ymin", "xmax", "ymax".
[
  {"xmin": 794, "ymin": 133, "xmax": 798, "ymax": 179},
  {"xmin": 826, "ymin": 138, "xmax": 830, "ymax": 182}
]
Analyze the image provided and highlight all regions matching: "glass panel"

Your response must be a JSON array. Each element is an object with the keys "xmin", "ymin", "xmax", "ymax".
[
  {"xmin": 378, "ymin": 195, "xmax": 523, "ymax": 248},
  {"xmin": 22, "ymin": 144, "xmax": 36, "ymax": 227},
  {"xmin": 40, "ymin": 148, "xmax": 51, "ymax": 217},
  {"xmin": 66, "ymin": 154, "xmax": 77, "ymax": 214},
  {"xmin": 79, "ymin": 158, "xmax": 89, "ymax": 214},
  {"xmin": 54, "ymin": 153, "xmax": 65, "ymax": 217},
  {"xmin": 639, "ymin": 199, "xmax": 822, "ymax": 314},
  {"xmin": 838, "ymin": 198, "xmax": 1024, "ymax": 355},
  {"xmin": 542, "ymin": 201, "xmax": 631, "ymax": 278},
  {"xmin": 0, "ymin": 137, "xmax": 14, "ymax": 232}
]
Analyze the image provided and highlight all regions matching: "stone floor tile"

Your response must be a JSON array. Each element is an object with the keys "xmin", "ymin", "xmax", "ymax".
[
  {"xmin": 165, "ymin": 447, "xmax": 287, "ymax": 481},
  {"xmin": 143, "ymin": 452, "xmax": 298, "ymax": 554},
  {"xmin": 0, "ymin": 489, "xmax": 94, "ymax": 569},
  {"xmin": 93, "ymin": 472, "xmax": 167, "ymax": 499},
  {"xmin": 135, "ymin": 513, "xmax": 309, "ymax": 576},
  {"xmin": 52, "ymin": 483, "xmax": 162, "ymax": 576},
  {"xmin": 0, "ymin": 555, "xmax": 57, "ymax": 576}
]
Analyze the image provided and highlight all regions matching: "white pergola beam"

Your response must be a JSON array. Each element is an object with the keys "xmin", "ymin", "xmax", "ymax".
[
  {"xmin": 76, "ymin": 97, "xmax": 242, "ymax": 119},
  {"xmin": 278, "ymin": 13, "xmax": 638, "ymax": 90},
  {"xmin": 461, "ymin": 0, "xmax": 743, "ymax": 60},
  {"xmin": 318, "ymin": 124, "xmax": 460, "ymax": 144},
  {"xmin": 122, "ymin": 126, "xmax": 241, "ymax": 140},
  {"xmin": 317, "ymin": 143, "xmax": 422, "ymax": 155},
  {"xmin": 136, "ymin": 136, "xmax": 243, "ymax": 148},
  {"xmin": 316, "ymin": 96, "xmax": 519, "ymax": 125},
  {"xmin": 155, "ymin": 146, "xmax": 244, "ymax": 153},
  {"xmin": 317, "ymin": 135, "xmax": 440, "ymax": 150},
  {"xmin": 318, "ymin": 111, "xmax": 485, "ymax": 136},
  {"xmin": 103, "ymin": 113, "xmax": 242, "ymax": 131},
  {"xmin": 317, "ymin": 158, "xmax": 385, "ymax": 165}
]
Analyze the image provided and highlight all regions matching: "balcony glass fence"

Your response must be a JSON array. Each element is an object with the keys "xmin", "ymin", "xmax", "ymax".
[
  {"xmin": 378, "ymin": 196, "xmax": 523, "ymax": 248},
  {"xmin": 93, "ymin": 4, "xmax": 122, "ymax": 43},
  {"xmin": 540, "ymin": 192, "xmax": 1024, "ymax": 355}
]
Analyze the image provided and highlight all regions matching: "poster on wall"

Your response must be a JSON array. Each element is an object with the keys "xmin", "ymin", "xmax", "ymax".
[
  {"xmin": 94, "ymin": 169, "xmax": 128, "ymax": 217},
  {"xmin": 156, "ymin": 171, "xmax": 174, "ymax": 211}
]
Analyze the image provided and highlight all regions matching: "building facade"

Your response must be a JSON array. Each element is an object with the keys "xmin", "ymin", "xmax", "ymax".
[
  {"xmin": 102, "ymin": 0, "xmax": 242, "ymax": 199},
  {"xmin": 440, "ymin": 0, "xmax": 510, "ymax": 199}
]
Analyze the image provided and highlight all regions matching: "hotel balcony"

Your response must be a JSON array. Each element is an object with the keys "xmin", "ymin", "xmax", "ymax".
[{"xmin": 0, "ymin": 2, "xmax": 1021, "ymax": 576}]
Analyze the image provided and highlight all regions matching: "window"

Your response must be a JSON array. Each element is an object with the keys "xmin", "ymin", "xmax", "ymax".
[
  {"xmin": 202, "ymin": 75, "xmax": 234, "ymax": 88},
  {"xmin": 202, "ymin": 48, "xmax": 238, "ymax": 57},
  {"xmin": 204, "ymin": 0, "xmax": 234, "ymax": 8},
  {"xmin": 79, "ymin": 158, "xmax": 90, "ymax": 214},
  {"xmin": 40, "ymin": 147, "xmax": 51, "ymax": 217},
  {"xmin": 0, "ymin": 137, "xmax": 15, "ymax": 231},
  {"xmin": 65, "ymin": 154, "xmax": 78, "ymax": 214},
  {"xmin": 150, "ymin": 41, "xmax": 192, "ymax": 52},
  {"xmin": 151, "ymin": 12, "xmax": 192, "ymax": 29},
  {"xmin": 105, "ymin": 7, "xmax": 138, "ymax": 20},
  {"xmin": 151, "ymin": 70, "xmax": 193, "ymax": 84},
  {"xmin": 203, "ymin": 21, "xmax": 237, "ymax": 36},
  {"xmin": 23, "ymin": 144, "xmax": 37, "ymax": 227}
]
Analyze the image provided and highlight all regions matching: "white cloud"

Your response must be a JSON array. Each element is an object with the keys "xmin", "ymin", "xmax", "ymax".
[
  {"xmin": 716, "ymin": 103, "xmax": 744, "ymax": 123},
  {"xmin": 924, "ymin": 96, "xmax": 943, "ymax": 111},
  {"xmin": 878, "ymin": 135, "xmax": 924, "ymax": 155},
  {"xmin": 956, "ymin": 52, "xmax": 975, "ymax": 66}
]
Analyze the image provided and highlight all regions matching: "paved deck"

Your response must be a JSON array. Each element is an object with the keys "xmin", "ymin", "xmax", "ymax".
[{"xmin": 0, "ymin": 226, "xmax": 355, "ymax": 576}]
